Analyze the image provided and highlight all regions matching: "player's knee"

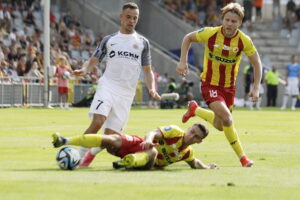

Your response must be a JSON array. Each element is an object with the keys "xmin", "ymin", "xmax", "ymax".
[{"xmin": 222, "ymin": 114, "xmax": 232, "ymax": 126}]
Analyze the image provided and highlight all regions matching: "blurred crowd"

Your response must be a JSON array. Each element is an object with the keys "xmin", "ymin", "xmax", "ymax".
[
  {"xmin": 159, "ymin": 0, "xmax": 300, "ymax": 30},
  {"xmin": 0, "ymin": 0, "xmax": 103, "ymax": 84}
]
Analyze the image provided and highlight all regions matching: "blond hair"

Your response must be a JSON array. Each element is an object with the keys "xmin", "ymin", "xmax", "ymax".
[{"xmin": 221, "ymin": 3, "xmax": 244, "ymax": 20}]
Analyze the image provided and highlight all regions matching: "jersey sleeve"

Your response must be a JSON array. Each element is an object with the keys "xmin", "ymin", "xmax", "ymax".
[
  {"xmin": 242, "ymin": 36, "xmax": 257, "ymax": 57},
  {"xmin": 184, "ymin": 147, "xmax": 195, "ymax": 162},
  {"xmin": 195, "ymin": 27, "xmax": 214, "ymax": 42},
  {"xmin": 141, "ymin": 38, "xmax": 151, "ymax": 66},
  {"xmin": 159, "ymin": 125, "xmax": 184, "ymax": 139},
  {"xmin": 92, "ymin": 35, "xmax": 110, "ymax": 61}
]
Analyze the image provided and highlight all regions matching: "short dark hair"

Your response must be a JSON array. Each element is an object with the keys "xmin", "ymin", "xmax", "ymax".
[
  {"xmin": 122, "ymin": 2, "xmax": 138, "ymax": 10},
  {"xmin": 195, "ymin": 123, "xmax": 209, "ymax": 139}
]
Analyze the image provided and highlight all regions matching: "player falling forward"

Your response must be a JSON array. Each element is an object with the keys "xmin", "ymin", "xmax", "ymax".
[
  {"xmin": 176, "ymin": 3, "xmax": 263, "ymax": 167},
  {"xmin": 52, "ymin": 123, "xmax": 218, "ymax": 170}
]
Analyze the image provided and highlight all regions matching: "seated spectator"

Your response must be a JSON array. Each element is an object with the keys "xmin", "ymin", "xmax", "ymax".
[
  {"xmin": 23, "ymin": 8, "xmax": 35, "ymax": 26},
  {"xmin": 27, "ymin": 61, "xmax": 43, "ymax": 82}
]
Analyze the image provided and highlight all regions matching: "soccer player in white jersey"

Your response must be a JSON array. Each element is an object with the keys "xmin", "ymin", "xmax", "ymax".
[
  {"xmin": 73, "ymin": 2, "xmax": 160, "ymax": 167},
  {"xmin": 280, "ymin": 55, "xmax": 300, "ymax": 110}
]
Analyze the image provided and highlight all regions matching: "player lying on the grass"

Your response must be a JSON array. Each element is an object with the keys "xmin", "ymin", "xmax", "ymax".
[{"xmin": 52, "ymin": 123, "xmax": 218, "ymax": 170}]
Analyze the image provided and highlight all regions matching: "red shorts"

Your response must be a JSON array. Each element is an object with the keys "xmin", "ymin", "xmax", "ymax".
[
  {"xmin": 58, "ymin": 87, "xmax": 68, "ymax": 94},
  {"xmin": 201, "ymin": 82, "xmax": 235, "ymax": 111},
  {"xmin": 115, "ymin": 134, "xmax": 144, "ymax": 158}
]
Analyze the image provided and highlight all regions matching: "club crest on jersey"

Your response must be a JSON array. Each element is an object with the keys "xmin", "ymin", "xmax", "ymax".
[
  {"xmin": 232, "ymin": 47, "xmax": 239, "ymax": 53},
  {"xmin": 222, "ymin": 45, "xmax": 230, "ymax": 51},
  {"xmin": 133, "ymin": 44, "xmax": 139, "ymax": 49},
  {"xmin": 198, "ymin": 27, "xmax": 205, "ymax": 33},
  {"xmin": 163, "ymin": 126, "xmax": 172, "ymax": 132}
]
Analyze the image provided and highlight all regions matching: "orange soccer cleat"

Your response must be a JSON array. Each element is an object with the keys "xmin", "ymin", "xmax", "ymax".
[
  {"xmin": 240, "ymin": 156, "xmax": 254, "ymax": 167},
  {"xmin": 182, "ymin": 100, "xmax": 198, "ymax": 123}
]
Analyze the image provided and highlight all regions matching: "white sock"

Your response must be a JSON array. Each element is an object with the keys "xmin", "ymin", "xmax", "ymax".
[
  {"xmin": 281, "ymin": 95, "xmax": 288, "ymax": 108},
  {"xmin": 78, "ymin": 146, "xmax": 89, "ymax": 158},
  {"xmin": 291, "ymin": 97, "xmax": 297, "ymax": 108},
  {"xmin": 90, "ymin": 147, "xmax": 103, "ymax": 155},
  {"xmin": 256, "ymin": 98, "xmax": 261, "ymax": 109},
  {"xmin": 248, "ymin": 101, "xmax": 253, "ymax": 109}
]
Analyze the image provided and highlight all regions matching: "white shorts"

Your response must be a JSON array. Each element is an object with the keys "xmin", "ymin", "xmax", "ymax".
[
  {"xmin": 89, "ymin": 84, "xmax": 133, "ymax": 133},
  {"xmin": 285, "ymin": 77, "xmax": 299, "ymax": 96}
]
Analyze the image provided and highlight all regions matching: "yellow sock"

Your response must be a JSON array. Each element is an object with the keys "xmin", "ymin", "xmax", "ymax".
[
  {"xmin": 69, "ymin": 134, "xmax": 102, "ymax": 148},
  {"xmin": 123, "ymin": 152, "xmax": 149, "ymax": 169},
  {"xmin": 195, "ymin": 107, "xmax": 215, "ymax": 125},
  {"xmin": 223, "ymin": 125, "xmax": 244, "ymax": 158}
]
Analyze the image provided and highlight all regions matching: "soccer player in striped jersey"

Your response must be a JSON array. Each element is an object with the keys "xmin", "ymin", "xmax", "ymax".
[
  {"xmin": 52, "ymin": 123, "xmax": 218, "ymax": 170},
  {"xmin": 176, "ymin": 3, "xmax": 262, "ymax": 167}
]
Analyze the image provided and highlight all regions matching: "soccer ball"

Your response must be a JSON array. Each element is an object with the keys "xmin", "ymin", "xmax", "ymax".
[
  {"xmin": 56, "ymin": 147, "xmax": 81, "ymax": 170},
  {"xmin": 62, "ymin": 71, "xmax": 71, "ymax": 79}
]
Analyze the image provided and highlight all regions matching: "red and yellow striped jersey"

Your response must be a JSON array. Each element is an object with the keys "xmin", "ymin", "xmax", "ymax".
[
  {"xmin": 196, "ymin": 26, "xmax": 257, "ymax": 88},
  {"xmin": 154, "ymin": 125, "xmax": 194, "ymax": 168}
]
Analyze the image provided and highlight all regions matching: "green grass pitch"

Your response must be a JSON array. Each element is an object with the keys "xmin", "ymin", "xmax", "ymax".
[{"xmin": 0, "ymin": 107, "xmax": 300, "ymax": 200}]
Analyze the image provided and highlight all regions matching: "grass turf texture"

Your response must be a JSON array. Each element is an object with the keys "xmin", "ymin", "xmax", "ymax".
[{"xmin": 0, "ymin": 107, "xmax": 299, "ymax": 200}]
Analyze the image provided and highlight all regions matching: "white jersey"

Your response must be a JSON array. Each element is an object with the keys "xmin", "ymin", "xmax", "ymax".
[{"xmin": 93, "ymin": 31, "xmax": 151, "ymax": 98}]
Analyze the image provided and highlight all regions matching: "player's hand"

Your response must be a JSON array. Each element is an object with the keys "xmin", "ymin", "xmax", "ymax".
[
  {"xmin": 176, "ymin": 62, "xmax": 189, "ymax": 76},
  {"xmin": 73, "ymin": 69, "xmax": 85, "ymax": 77},
  {"xmin": 140, "ymin": 141, "xmax": 158, "ymax": 150},
  {"xmin": 149, "ymin": 89, "xmax": 161, "ymax": 100},
  {"xmin": 248, "ymin": 87, "xmax": 259, "ymax": 102},
  {"xmin": 208, "ymin": 163, "xmax": 219, "ymax": 169}
]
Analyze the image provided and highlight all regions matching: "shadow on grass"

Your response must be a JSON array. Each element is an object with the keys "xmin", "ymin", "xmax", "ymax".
[{"xmin": 7, "ymin": 165, "xmax": 207, "ymax": 172}]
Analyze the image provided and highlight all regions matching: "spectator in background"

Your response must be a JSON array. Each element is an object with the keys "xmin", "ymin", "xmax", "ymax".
[
  {"xmin": 286, "ymin": 0, "xmax": 296, "ymax": 32},
  {"xmin": 23, "ymin": 8, "xmax": 35, "ymax": 27},
  {"xmin": 265, "ymin": 66, "xmax": 279, "ymax": 107},
  {"xmin": 55, "ymin": 56, "xmax": 73, "ymax": 109},
  {"xmin": 243, "ymin": 64, "xmax": 253, "ymax": 107},
  {"xmin": 272, "ymin": 0, "xmax": 281, "ymax": 20},
  {"xmin": 27, "ymin": 60, "xmax": 43, "ymax": 82},
  {"xmin": 176, "ymin": 77, "xmax": 194, "ymax": 107},
  {"xmin": 280, "ymin": 55, "xmax": 300, "ymax": 110},
  {"xmin": 243, "ymin": 0, "xmax": 253, "ymax": 23},
  {"xmin": 165, "ymin": 76, "xmax": 177, "ymax": 93},
  {"xmin": 253, "ymin": 0, "xmax": 263, "ymax": 22},
  {"xmin": 16, "ymin": 54, "xmax": 27, "ymax": 76}
]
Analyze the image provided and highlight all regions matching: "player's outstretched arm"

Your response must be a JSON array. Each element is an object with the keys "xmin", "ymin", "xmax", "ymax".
[
  {"xmin": 74, "ymin": 56, "xmax": 99, "ymax": 76},
  {"xmin": 187, "ymin": 158, "xmax": 218, "ymax": 169},
  {"xmin": 176, "ymin": 31, "xmax": 198, "ymax": 76},
  {"xmin": 140, "ymin": 129, "xmax": 162, "ymax": 150},
  {"xmin": 248, "ymin": 52, "xmax": 262, "ymax": 102},
  {"xmin": 143, "ymin": 65, "xmax": 161, "ymax": 100}
]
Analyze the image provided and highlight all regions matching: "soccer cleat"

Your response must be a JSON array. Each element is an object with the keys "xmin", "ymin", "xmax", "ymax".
[
  {"xmin": 113, "ymin": 154, "xmax": 135, "ymax": 169},
  {"xmin": 112, "ymin": 160, "xmax": 126, "ymax": 169},
  {"xmin": 52, "ymin": 132, "xmax": 66, "ymax": 148},
  {"xmin": 182, "ymin": 100, "xmax": 198, "ymax": 123},
  {"xmin": 240, "ymin": 156, "xmax": 254, "ymax": 167},
  {"xmin": 77, "ymin": 150, "xmax": 95, "ymax": 168}
]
